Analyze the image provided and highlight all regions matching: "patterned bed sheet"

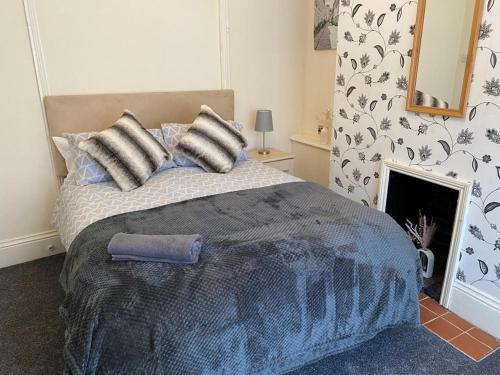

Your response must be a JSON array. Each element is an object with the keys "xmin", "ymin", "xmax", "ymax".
[{"xmin": 52, "ymin": 160, "xmax": 300, "ymax": 249}]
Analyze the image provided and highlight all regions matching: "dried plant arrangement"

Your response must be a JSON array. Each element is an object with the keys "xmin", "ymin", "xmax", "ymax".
[{"xmin": 405, "ymin": 209, "xmax": 438, "ymax": 249}]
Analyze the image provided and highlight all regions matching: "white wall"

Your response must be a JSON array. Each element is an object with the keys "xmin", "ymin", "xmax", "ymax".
[
  {"xmin": 229, "ymin": 0, "xmax": 307, "ymax": 151},
  {"xmin": 35, "ymin": 0, "xmax": 222, "ymax": 94},
  {"xmin": 302, "ymin": 0, "xmax": 337, "ymax": 137},
  {"xmin": 0, "ymin": 1, "xmax": 57, "ymax": 242},
  {"xmin": 0, "ymin": 0, "xmax": 310, "ymax": 266},
  {"xmin": 290, "ymin": 0, "xmax": 336, "ymax": 187}
]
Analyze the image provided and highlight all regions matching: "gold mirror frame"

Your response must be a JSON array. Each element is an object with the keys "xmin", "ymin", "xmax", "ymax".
[{"xmin": 406, "ymin": 0, "xmax": 484, "ymax": 118}]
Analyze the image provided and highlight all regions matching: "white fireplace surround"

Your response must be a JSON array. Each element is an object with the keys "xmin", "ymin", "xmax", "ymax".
[
  {"xmin": 377, "ymin": 160, "xmax": 500, "ymax": 337},
  {"xmin": 377, "ymin": 159, "xmax": 472, "ymax": 308}
]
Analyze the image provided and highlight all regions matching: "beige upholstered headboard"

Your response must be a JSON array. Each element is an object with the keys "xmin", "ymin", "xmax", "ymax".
[{"xmin": 44, "ymin": 90, "xmax": 234, "ymax": 177}]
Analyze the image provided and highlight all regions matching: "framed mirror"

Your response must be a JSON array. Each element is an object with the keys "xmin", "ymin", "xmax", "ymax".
[{"xmin": 406, "ymin": 0, "xmax": 484, "ymax": 117}]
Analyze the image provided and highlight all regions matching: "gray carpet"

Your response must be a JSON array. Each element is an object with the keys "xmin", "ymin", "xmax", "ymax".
[
  {"xmin": 0, "ymin": 254, "xmax": 497, "ymax": 374},
  {"xmin": 0, "ymin": 254, "xmax": 65, "ymax": 374}
]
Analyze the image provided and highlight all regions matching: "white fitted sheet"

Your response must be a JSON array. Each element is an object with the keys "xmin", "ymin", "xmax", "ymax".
[{"xmin": 52, "ymin": 160, "xmax": 300, "ymax": 249}]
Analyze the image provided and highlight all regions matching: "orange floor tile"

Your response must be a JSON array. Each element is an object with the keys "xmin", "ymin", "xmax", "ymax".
[
  {"xmin": 420, "ymin": 305, "xmax": 438, "ymax": 324},
  {"xmin": 468, "ymin": 328, "xmax": 500, "ymax": 349},
  {"xmin": 450, "ymin": 333, "xmax": 493, "ymax": 361},
  {"xmin": 420, "ymin": 297, "xmax": 448, "ymax": 316},
  {"xmin": 419, "ymin": 291, "xmax": 499, "ymax": 361},
  {"xmin": 425, "ymin": 317, "xmax": 462, "ymax": 341},
  {"xmin": 442, "ymin": 312, "xmax": 474, "ymax": 331},
  {"xmin": 418, "ymin": 291, "xmax": 428, "ymax": 301}
]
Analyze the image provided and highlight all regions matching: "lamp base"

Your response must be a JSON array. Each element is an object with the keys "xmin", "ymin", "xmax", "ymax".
[{"xmin": 258, "ymin": 149, "xmax": 271, "ymax": 155}]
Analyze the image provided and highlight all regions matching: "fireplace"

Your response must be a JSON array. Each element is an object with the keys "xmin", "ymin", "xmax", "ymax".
[{"xmin": 378, "ymin": 160, "xmax": 472, "ymax": 307}]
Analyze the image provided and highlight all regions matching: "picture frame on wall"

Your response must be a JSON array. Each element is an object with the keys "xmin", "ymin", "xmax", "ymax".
[{"xmin": 314, "ymin": 0, "xmax": 339, "ymax": 50}]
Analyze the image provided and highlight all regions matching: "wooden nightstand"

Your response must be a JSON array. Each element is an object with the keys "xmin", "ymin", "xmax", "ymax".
[{"xmin": 247, "ymin": 149, "xmax": 295, "ymax": 175}]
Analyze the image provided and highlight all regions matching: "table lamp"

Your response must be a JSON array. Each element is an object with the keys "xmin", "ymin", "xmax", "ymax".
[{"xmin": 255, "ymin": 110, "xmax": 274, "ymax": 155}]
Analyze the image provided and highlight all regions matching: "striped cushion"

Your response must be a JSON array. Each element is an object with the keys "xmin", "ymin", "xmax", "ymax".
[
  {"xmin": 176, "ymin": 105, "xmax": 248, "ymax": 173},
  {"xmin": 161, "ymin": 121, "xmax": 249, "ymax": 167},
  {"xmin": 65, "ymin": 128, "xmax": 172, "ymax": 186},
  {"xmin": 79, "ymin": 111, "xmax": 172, "ymax": 191}
]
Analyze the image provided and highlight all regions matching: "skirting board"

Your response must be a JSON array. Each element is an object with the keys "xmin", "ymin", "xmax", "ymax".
[
  {"xmin": 449, "ymin": 280, "xmax": 500, "ymax": 338},
  {"xmin": 0, "ymin": 230, "xmax": 64, "ymax": 268}
]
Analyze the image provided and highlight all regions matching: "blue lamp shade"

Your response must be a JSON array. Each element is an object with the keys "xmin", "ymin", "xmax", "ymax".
[{"xmin": 255, "ymin": 110, "xmax": 274, "ymax": 133}]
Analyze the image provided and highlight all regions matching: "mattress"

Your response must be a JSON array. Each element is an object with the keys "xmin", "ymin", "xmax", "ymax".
[{"xmin": 52, "ymin": 160, "xmax": 300, "ymax": 249}]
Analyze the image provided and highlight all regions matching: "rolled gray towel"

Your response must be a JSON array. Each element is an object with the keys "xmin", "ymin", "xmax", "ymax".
[{"xmin": 107, "ymin": 233, "xmax": 203, "ymax": 264}]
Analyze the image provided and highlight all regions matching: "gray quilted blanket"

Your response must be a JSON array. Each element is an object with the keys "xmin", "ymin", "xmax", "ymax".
[{"xmin": 59, "ymin": 182, "xmax": 422, "ymax": 374}]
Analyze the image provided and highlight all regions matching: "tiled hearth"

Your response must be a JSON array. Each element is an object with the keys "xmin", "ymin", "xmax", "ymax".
[{"xmin": 419, "ymin": 292, "xmax": 499, "ymax": 361}]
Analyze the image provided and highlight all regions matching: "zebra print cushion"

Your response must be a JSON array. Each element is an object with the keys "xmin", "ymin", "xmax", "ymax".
[
  {"xmin": 176, "ymin": 105, "xmax": 248, "ymax": 173},
  {"xmin": 415, "ymin": 90, "xmax": 449, "ymax": 109},
  {"xmin": 65, "ymin": 129, "xmax": 171, "ymax": 186},
  {"xmin": 161, "ymin": 121, "xmax": 249, "ymax": 167},
  {"xmin": 79, "ymin": 110, "xmax": 172, "ymax": 191}
]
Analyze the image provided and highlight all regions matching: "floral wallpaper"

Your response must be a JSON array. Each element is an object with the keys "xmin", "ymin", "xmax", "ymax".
[{"xmin": 330, "ymin": 0, "xmax": 500, "ymax": 299}]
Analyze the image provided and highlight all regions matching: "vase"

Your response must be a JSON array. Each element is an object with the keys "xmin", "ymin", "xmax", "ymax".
[
  {"xmin": 319, "ymin": 127, "xmax": 329, "ymax": 144},
  {"xmin": 418, "ymin": 248, "xmax": 435, "ymax": 279}
]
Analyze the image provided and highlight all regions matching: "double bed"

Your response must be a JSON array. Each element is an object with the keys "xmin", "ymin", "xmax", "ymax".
[{"xmin": 46, "ymin": 90, "xmax": 422, "ymax": 374}]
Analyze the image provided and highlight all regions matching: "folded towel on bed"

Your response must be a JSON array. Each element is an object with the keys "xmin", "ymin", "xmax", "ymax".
[{"xmin": 107, "ymin": 233, "xmax": 203, "ymax": 264}]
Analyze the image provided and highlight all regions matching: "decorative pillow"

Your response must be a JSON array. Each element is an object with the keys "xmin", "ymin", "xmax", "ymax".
[
  {"xmin": 78, "ymin": 110, "xmax": 172, "ymax": 191},
  {"xmin": 52, "ymin": 137, "xmax": 75, "ymax": 173},
  {"xmin": 161, "ymin": 121, "xmax": 248, "ymax": 168},
  {"xmin": 65, "ymin": 132, "xmax": 111, "ymax": 185},
  {"xmin": 65, "ymin": 128, "xmax": 172, "ymax": 186},
  {"xmin": 175, "ymin": 105, "xmax": 248, "ymax": 173}
]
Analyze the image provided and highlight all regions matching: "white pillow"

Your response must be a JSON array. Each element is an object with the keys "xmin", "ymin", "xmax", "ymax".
[{"xmin": 52, "ymin": 136, "xmax": 74, "ymax": 173}]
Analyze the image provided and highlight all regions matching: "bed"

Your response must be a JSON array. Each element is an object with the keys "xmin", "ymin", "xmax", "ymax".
[{"xmin": 46, "ymin": 90, "xmax": 422, "ymax": 374}]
